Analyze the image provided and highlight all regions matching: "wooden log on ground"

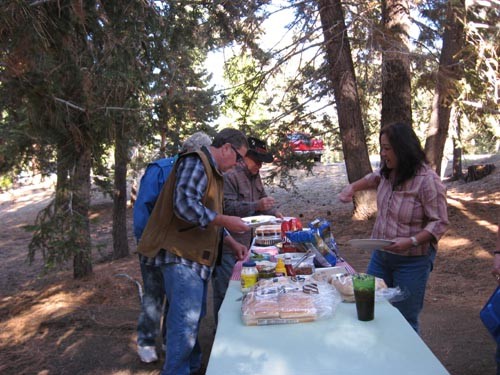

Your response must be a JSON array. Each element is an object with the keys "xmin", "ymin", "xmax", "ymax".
[{"xmin": 465, "ymin": 163, "xmax": 495, "ymax": 182}]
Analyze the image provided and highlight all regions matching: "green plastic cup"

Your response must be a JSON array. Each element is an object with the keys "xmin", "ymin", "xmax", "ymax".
[{"xmin": 352, "ymin": 273, "xmax": 375, "ymax": 321}]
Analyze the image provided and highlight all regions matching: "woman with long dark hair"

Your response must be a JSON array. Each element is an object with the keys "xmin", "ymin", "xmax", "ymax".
[{"xmin": 339, "ymin": 122, "xmax": 449, "ymax": 333}]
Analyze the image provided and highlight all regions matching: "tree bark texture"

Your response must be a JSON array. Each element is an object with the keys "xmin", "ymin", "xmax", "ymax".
[
  {"xmin": 317, "ymin": 0, "xmax": 376, "ymax": 219},
  {"xmin": 72, "ymin": 145, "xmax": 93, "ymax": 279},
  {"xmin": 451, "ymin": 107, "xmax": 463, "ymax": 180},
  {"xmin": 112, "ymin": 119, "xmax": 130, "ymax": 259},
  {"xmin": 381, "ymin": 0, "xmax": 412, "ymax": 127},
  {"xmin": 424, "ymin": 1, "xmax": 465, "ymax": 176},
  {"xmin": 452, "ymin": 139, "xmax": 463, "ymax": 180},
  {"xmin": 55, "ymin": 144, "xmax": 71, "ymax": 210}
]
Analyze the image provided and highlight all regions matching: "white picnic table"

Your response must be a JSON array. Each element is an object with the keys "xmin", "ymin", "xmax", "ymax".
[{"xmin": 206, "ymin": 280, "xmax": 449, "ymax": 375}]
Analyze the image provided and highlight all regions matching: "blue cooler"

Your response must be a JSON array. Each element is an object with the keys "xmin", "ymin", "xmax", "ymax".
[{"xmin": 480, "ymin": 286, "xmax": 500, "ymax": 344}]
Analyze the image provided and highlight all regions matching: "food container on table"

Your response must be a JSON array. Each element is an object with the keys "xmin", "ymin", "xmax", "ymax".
[
  {"xmin": 258, "ymin": 265, "xmax": 276, "ymax": 279},
  {"xmin": 250, "ymin": 251, "xmax": 272, "ymax": 261},
  {"xmin": 294, "ymin": 262, "xmax": 315, "ymax": 275},
  {"xmin": 254, "ymin": 224, "xmax": 282, "ymax": 246},
  {"xmin": 241, "ymin": 261, "xmax": 258, "ymax": 294},
  {"xmin": 274, "ymin": 252, "xmax": 315, "ymax": 275}
]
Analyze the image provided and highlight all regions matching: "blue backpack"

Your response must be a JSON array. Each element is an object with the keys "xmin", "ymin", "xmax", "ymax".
[
  {"xmin": 133, "ymin": 156, "xmax": 177, "ymax": 240},
  {"xmin": 480, "ymin": 286, "xmax": 500, "ymax": 345}
]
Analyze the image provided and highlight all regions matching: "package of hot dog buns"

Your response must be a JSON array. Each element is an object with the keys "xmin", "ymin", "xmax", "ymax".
[{"xmin": 241, "ymin": 276, "xmax": 342, "ymax": 326}]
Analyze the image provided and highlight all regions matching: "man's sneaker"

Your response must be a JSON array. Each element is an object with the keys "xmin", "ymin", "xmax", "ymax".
[{"xmin": 137, "ymin": 345, "xmax": 158, "ymax": 363}]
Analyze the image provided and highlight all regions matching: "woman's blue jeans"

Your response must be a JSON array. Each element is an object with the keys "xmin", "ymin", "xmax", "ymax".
[
  {"xmin": 367, "ymin": 246, "xmax": 436, "ymax": 333},
  {"xmin": 161, "ymin": 263, "xmax": 207, "ymax": 375}
]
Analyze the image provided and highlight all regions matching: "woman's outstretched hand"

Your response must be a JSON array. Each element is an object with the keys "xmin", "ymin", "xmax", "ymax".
[{"xmin": 338, "ymin": 184, "xmax": 354, "ymax": 203}]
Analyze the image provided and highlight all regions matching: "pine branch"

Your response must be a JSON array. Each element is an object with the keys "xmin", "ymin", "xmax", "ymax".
[
  {"xmin": 29, "ymin": 0, "xmax": 57, "ymax": 6},
  {"xmin": 53, "ymin": 97, "xmax": 86, "ymax": 112},
  {"xmin": 53, "ymin": 96, "xmax": 141, "ymax": 113},
  {"xmin": 462, "ymin": 100, "xmax": 500, "ymax": 114}
]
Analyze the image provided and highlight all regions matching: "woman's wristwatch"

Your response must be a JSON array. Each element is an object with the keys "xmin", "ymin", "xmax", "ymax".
[{"xmin": 410, "ymin": 236, "xmax": 419, "ymax": 247}]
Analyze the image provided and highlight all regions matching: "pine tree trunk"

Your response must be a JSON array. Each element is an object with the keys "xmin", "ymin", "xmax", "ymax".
[
  {"xmin": 72, "ymin": 145, "xmax": 93, "ymax": 279},
  {"xmin": 424, "ymin": 1, "xmax": 465, "ymax": 175},
  {"xmin": 55, "ymin": 144, "xmax": 71, "ymax": 210},
  {"xmin": 381, "ymin": 0, "xmax": 412, "ymax": 127},
  {"xmin": 112, "ymin": 119, "xmax": 130, "ymax": 259},
  {"xmin": 317, "ymin": 0, "xmax": 376, "ymax": 219},
  {"xmin": 452, "ymin": 111, "xmax": 463, "ymax": 180}
]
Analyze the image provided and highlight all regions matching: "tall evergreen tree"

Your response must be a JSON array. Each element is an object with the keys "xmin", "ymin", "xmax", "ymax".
[
  {"xmin": 424, "ymin": 0, "xmax": 465, "ymax": 175},
  {"xmin": 381, "ymin": 0, "xmax": 412, "ymax": 127},
  {"xmin": 0, "ymin": 0, "xmax": 270, "ymax": 277},
  {"xmin": 317, "ymin": 0, "xmax": 376, "ymax": 218}
]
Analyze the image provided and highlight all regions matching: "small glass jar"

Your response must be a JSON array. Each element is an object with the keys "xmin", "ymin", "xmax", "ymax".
[
  {"xmin": 284, "ymin": 254, "xmax": 296, "ymax": 277},
  {"xmin": 241, "ymin": 260, "xmax": 258, "ymax": 293},
  {"xmin": 258, "ymin": 265, "xmax": 275, "ymax": 279}
]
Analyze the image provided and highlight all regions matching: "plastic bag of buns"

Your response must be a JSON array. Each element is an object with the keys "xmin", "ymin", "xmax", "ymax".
[
  {"xmin": 330, "ymin": 274, "xmax": 403, "ymax": 303},
  {"xmin": 241, "ymin": 277, "xmax": 342, "ymax": 325}
]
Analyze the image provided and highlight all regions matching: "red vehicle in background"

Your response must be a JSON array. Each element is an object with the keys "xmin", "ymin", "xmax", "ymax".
[{"xmin": 286, "ymin": 132, "xmax": 325, "ymax": 162}]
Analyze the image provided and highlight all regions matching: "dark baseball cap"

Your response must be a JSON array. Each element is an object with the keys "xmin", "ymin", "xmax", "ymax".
[{"xmin": 246, "ymin": 137, "xmax": 273, "ymax": 163}]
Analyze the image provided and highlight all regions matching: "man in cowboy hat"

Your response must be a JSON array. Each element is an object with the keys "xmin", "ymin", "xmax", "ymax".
[{"xmin": 212, "ymin": 136, "xmax": 283, "ymax": 324}]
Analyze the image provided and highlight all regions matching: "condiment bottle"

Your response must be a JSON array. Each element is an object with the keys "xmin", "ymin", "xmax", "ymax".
[
  {"xmin": 275, "ymin": 258, "xmax": 287, "ymax": 277},
  {"xmin": 241, "ymin": 260, "xmax": 258, "ymax": 293},
  {"xmin": 284, "ymin": 254, "xmax": 296, "ymax": 277},
  {"xmin": 281, "ymin": 220, "xmax": 296, "ymax": 253}
]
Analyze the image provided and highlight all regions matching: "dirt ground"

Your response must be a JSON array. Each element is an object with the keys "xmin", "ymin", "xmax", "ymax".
[{"xmin": 0, "ymin": 154, "xmax": 499, "ymax": 375}]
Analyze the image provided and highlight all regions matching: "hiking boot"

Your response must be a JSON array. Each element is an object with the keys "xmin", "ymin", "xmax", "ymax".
[{"xmin": 137, "ymin": 345, "xmax": 158, "ymax": 363}]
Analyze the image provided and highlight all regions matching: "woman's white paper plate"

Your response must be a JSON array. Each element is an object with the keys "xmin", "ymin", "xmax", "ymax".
[{"xmin": 347, "ymin": 239, "xmax": 395, "ymax": 251}]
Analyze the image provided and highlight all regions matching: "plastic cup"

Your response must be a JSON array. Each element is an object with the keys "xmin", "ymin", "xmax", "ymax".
[{"xmin": 352, "ymin": 273, "xmax": 375, "ymax": 321}]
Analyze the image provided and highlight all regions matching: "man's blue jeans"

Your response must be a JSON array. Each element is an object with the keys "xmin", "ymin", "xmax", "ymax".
[
  {"xmin": 137, "ymin": 261, "xmax": 167, "ymax": 347},
  {"xmin": 211, "ymin": 252, "xmax": 237, "ymax": 325},
  {"xmin": 367, "ymin": 246, "xmax": 436, "ymax": 333},
  {"xmin": 161, "ymin": 263, "xmax": 207, "ymax": 375}
]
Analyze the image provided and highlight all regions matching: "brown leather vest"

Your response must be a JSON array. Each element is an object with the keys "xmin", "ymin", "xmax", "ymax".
[{"xmin": 137, "ymin": 149, "xmax": 223, "ymax": 266}]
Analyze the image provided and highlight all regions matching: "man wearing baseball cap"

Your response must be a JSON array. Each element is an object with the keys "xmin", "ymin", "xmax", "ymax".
[{"xmin": 212, "ymin": 137, "xmax": 282, "ymax": 324}]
